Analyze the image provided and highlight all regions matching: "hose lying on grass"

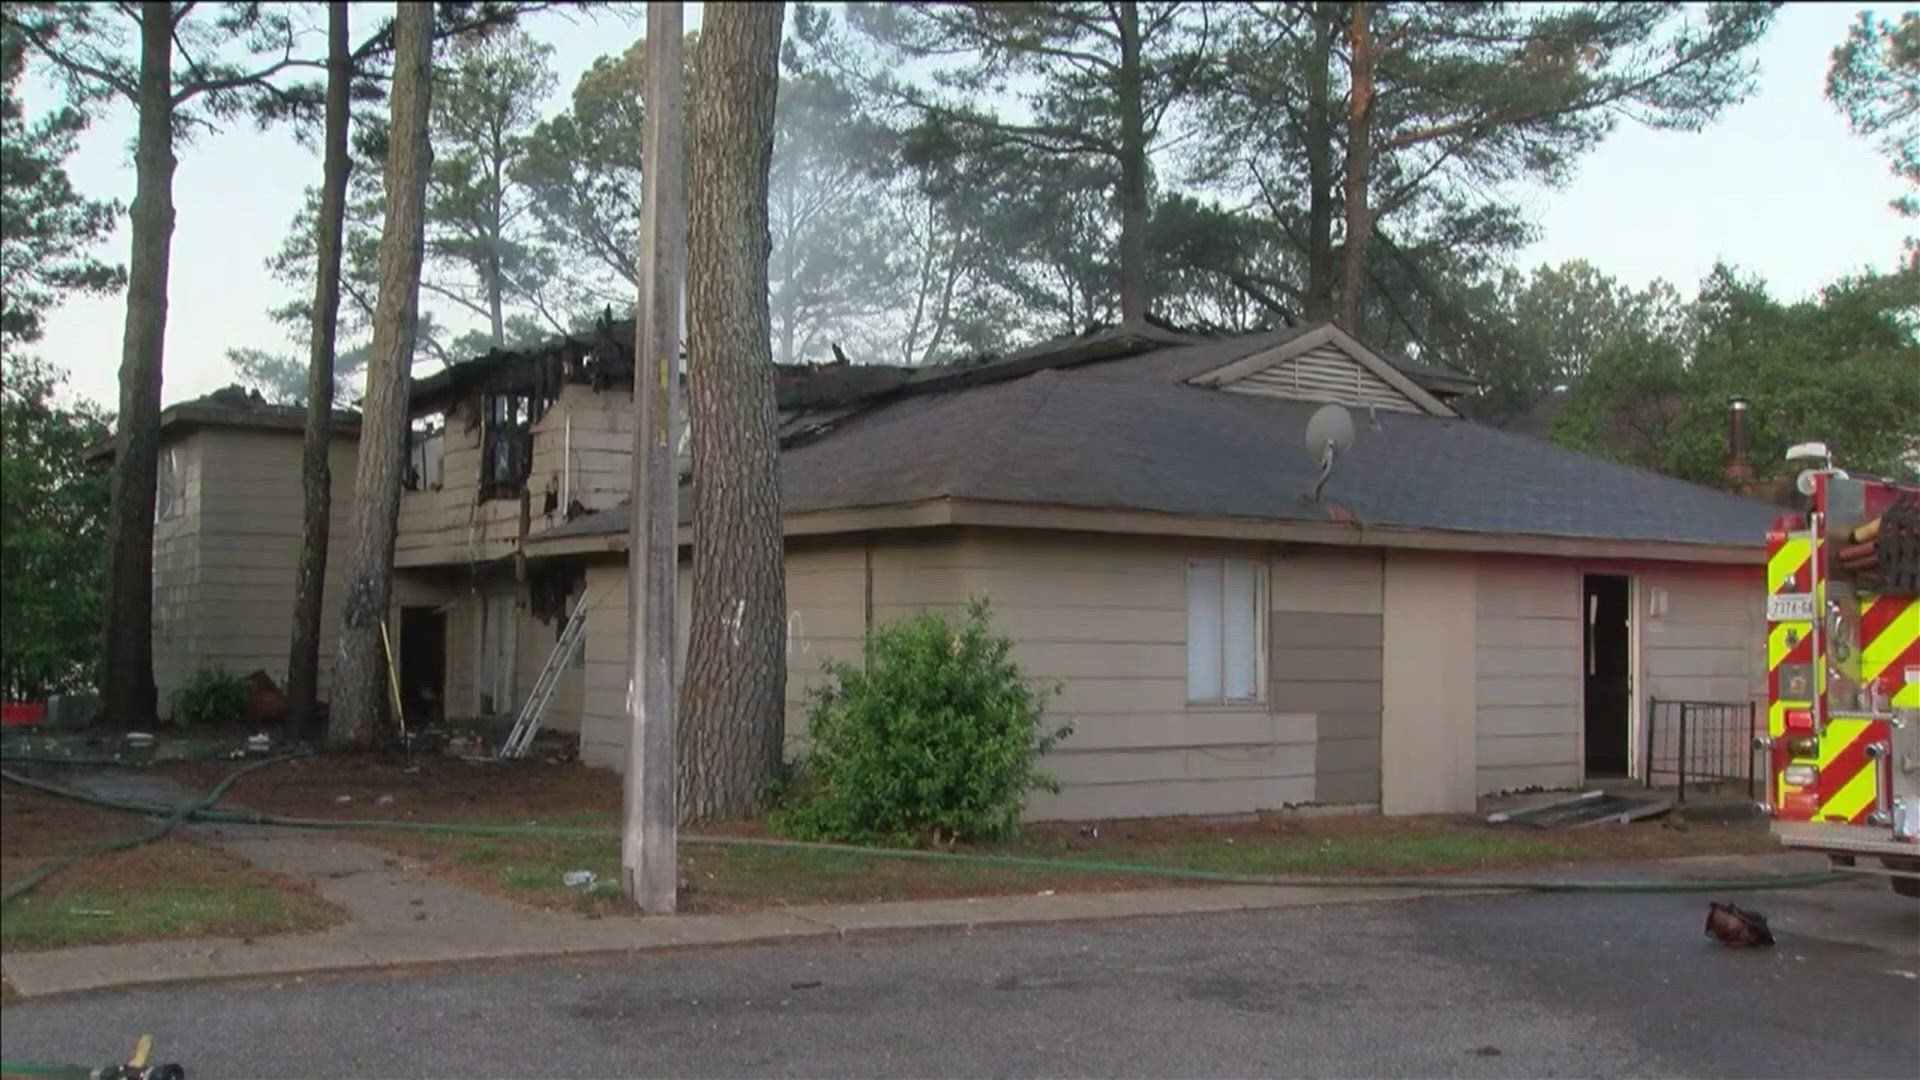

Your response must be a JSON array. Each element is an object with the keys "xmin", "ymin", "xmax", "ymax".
[
  {"xmin": 0, "ymin": 758, "xmax": 1849, "ymax": 899},
  {"xmin": 0, "ymin": 753, "xmax": 310, "ymax": 905}
]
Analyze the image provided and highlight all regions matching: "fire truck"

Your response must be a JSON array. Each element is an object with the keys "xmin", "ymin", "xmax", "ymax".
[{"xmin": 1759, "ymin": 442, "xmax": 1920, "ymax": 896}]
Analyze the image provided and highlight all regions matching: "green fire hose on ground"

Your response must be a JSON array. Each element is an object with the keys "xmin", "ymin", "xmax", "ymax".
[
  {"xmin": 1, "ymin": 754, "xmax": 310, "ymax": 906},
  {"xmin": 1, "ymin": 756, "xmax": 1849, "ymax": 898},
  {"xmin": 0, "ymin": 755, "xmax": 1852, "ymax": 1080}
]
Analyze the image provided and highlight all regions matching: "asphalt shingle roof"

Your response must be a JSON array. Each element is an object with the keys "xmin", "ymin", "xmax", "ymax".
[{"xmin": 540, "ymin": 331, "xmax": 1778, "ymax": 550}]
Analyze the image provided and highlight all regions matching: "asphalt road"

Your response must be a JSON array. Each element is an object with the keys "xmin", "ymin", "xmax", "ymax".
[{"xmin": 4, "ymin": 881, "xmax": 1916, "ymax": 1079}]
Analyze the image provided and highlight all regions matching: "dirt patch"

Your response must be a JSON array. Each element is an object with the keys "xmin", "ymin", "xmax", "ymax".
[
  {"xmin": 0, "ymin": 786, "xmax": 345, "ymax": 953},
  {"xmin": 152, "ymin": 752, "xmax": 621, "ymax": 819}
]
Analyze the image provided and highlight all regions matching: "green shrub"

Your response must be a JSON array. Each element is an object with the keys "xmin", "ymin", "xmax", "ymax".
[
  {"xmin": 769, "ymin": 598, "xmax": 1070, "ymax": 845},
  {"xmin": 171, "ymin": 669, "xmax": 248, "ymax": 727}
]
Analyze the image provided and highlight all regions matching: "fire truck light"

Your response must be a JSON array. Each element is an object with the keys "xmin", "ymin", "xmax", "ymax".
[
  {"xmin": 1782, "ymin": 765, "xmax": 1818, "ymax": 787},
  {"xmin": 1784, "ymin": 709, "xmax": 1814, "ymax": 733},
  {"xmin": 1783, "ymin": 735, "xmax": 1819, "ymax": 757}
]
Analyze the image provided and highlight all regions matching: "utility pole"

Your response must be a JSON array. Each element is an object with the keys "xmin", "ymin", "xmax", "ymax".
[{"xmin": 623, "ymin": 0, "xmax": 686, "ymax": 913}]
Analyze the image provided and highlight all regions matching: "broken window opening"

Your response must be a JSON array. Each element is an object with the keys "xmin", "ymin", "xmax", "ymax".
[
  {"xmin": 480, "ymin": 392, "xmax": 533, "ymax": 499},
  {"xmin": 405, "ymin": 418, "xmax": 446, "ymax": 493}
]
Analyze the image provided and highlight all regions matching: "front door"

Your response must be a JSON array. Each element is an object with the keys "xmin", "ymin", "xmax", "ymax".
[
  {"xmin": 1583, "ymin": 574, "xmax": 1632, "ymax": 777},
  {"xmin": 399, "ymin": 607, "xmax": 446, "ymax": 725}
]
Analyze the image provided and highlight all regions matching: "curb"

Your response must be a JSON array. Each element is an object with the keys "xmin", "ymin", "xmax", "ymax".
[{"xmin": 0, "ymin": 883, "xmax": 1474, "ymax": 1002}]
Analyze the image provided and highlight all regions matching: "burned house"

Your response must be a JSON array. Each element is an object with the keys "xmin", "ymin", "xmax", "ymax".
[{"xmin": 127, "ymin": 321, "xmax": 1780, "ymax": 821}]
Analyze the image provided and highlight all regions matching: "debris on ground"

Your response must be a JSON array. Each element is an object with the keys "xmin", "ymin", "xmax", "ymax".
[
  {"xmin": 241, "ymin": 669, "xmax": 288, "ymax": 726},
  {"xmin": 1486, "ymin": 790, "xmax": 1673, "ymax": 830},
  {"xmin": 562, "ymin": 870, "xmax": 597, "ymax": 890},
  {"xmin": 1705, "ymin": 901, "xmax": 1774, "ymax": 947}
]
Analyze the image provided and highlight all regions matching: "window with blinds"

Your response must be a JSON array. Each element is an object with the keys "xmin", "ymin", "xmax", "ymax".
[{"xmin": 1187, "ymin": 558, "xmax": 1263, "ymax": 705}]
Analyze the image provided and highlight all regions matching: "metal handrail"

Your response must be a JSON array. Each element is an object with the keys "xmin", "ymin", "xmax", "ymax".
[{"xmin": 1644, "ymin": 697, "xmax": 1759, "ymax": 803}]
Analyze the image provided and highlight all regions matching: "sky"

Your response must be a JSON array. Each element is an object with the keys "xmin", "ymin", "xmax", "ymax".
[{"xmin": 19, "ymin": 2, "xmax": 1912, "ymax": 411}]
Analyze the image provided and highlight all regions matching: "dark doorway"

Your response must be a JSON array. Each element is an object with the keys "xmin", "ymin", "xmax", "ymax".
[
  {"xmin": 399, "ymin": 606, "xmax": 447, "ymax": 726},
  {"xmin": 1583, "ymin": 574, "xmax": 1632, "ymax": 777}
]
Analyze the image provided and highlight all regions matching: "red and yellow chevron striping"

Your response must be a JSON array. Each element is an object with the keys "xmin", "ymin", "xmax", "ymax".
[
  {"xmin": 1859, "ymin": 594, "xmax": 1919, "ymax": 711},
  {"xmin": 1761, "ymin": 527, "xmax": 1915, "ymax": 824},
  {"xmin": 1813, "ymin": 717, "xmax": 1889, "ymax": 825}
]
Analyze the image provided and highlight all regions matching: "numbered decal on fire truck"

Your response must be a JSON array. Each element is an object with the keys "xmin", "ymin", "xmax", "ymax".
[{"xmin": 1767, "ymin": 592, "xmax": 1814, "ymax": 623}]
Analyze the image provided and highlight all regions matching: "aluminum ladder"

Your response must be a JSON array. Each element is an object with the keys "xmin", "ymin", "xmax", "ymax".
[{"xmin": 501, "ymin": 590, "xmax": 589, "ymax": 758}]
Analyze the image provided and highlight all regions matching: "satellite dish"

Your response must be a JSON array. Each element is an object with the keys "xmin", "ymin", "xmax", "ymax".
[{"xmin": 1304, "ymin": 404, "xmax": 1356, "ymax": 502}]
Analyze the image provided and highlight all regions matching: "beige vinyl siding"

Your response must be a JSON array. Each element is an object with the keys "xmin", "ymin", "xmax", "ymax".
[
  {"xmin": 398, "ymin": 383, "xmax": 634, "ymax": 568},
  {"xmin": 1270, "ymin": 549, "xmax": 1384, "ymax": 806},
  {"xmin": 535, "ymin": 391, "xmax": 635, "ymax": 515},
  {"xmin": 568, "ymin": 526, "xmax": 1367, "ymax": 814},
  {"xmin": 1380, "ymin": 553, "xmax": 1480, "ymax": 814},
  {"xmin": 1638, "ymin": 565, "xmax": 1767, "ymax": 784},
  {"xmin": 152, "ymin": 440, "xmax": 205, "ymax": 710},
  {"xmin": 939, "ymin": 530, "xmax": 1316, "ymax": 822},
  {"xmin": 1222, "ymin": 342, "xmax": 1422, "ymax": 413},
  {"xmin": 578, "ymin": 535, "xmax": 945, "ymax": 769},
  {"xmin": 782, "ymin": 536, "xmax": 871, "ymax": 747},
  {"xmin": 578, "ymin": 559, "xmax": 692, "ymax": 769},
  {"xmin": 443, "ymin": 588, "xmax": 479, "ymax": 721},
  {"xmin": 1474, "ymin": 560, "xmax": 1582, "ymax": 794},
  {"xmin": 560, "ymin": 528, "xmax": 1765, "ymax": 819},
  {"xmin": 153, "ymin": 428, "xmax": 359, "ymax": 716}
]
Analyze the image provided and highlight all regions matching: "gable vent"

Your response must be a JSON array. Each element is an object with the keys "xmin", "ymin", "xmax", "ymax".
[{"xmin": 1224, "ymin": 343, "xmax": 1422, "ymax": 413}]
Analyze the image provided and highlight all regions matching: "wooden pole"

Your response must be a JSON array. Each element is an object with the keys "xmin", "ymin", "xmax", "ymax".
[{"xmin": 623, "ymin": 1, "xmax": 686, "ymax": 914}]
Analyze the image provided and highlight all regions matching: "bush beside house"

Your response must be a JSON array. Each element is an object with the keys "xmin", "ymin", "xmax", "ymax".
[{"xmin": 771, "ymin": 599, "xmax": 1070, "ymax": 845}]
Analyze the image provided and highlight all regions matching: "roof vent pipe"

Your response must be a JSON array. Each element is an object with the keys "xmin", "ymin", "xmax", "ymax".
[{"xmin": 1725, "ymin": 396, "xmax": 1754, "ymax": 484}]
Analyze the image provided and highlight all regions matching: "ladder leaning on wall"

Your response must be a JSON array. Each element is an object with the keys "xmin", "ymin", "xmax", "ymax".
[{"xmin": 500, "ymin": 590, "xmax": 590, "ymax": 759}]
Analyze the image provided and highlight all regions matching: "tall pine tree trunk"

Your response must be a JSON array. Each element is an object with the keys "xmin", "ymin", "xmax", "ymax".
[
  {"xmin": 287, "ymin": 1, "xmax": 352, "ymax": 735},
  {"xmin": 679, "ymin": 1, "xmax": 787, "ymax": 823},
  {"xmin": 487, "ymin": 248, "xmax": 505, "ymax": 344},
  {"xmin": 98, "ymin": 0, "xmax": 175, "ymax": 726},
  {"xmin": 1115, "ymin": 0, "xmax": 1149, "ymax": 326},
  {"xmin": 1303, "ymin": 2, "xmax": 1338, "ymax": 325},
  {"xmin": 329, "ymin": 0, "xmax": 433, "ymax": 745},
  {"xmin": 1338, "ymin": 2, "xmax": 1375, "ymax": 333}
]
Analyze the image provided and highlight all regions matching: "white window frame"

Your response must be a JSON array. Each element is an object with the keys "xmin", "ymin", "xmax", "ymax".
[
  {"xmin": 1186, "ymin": 557, "xmax": 1266, "ymax": 706},
  {"xmin": 155, "ymin": 449, "xmax": 184, "ymax": 521}
]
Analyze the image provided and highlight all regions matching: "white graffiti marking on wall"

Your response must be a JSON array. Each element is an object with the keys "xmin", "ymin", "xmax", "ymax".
[{"xmin": 714, "ymin": 598, "xmax": 812, "ymax": 655}]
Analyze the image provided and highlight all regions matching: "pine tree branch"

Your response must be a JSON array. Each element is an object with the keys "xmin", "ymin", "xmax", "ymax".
[
  {"xmin": 1380, "ymin": 32, "xmax": 1745, "ymax": 152},
  {"xmin": 2, "ymin": 14, "xmax": 139, "ymax": 100}
]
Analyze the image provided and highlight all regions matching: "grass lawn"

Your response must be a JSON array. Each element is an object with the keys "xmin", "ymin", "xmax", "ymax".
[
  {"xmin": 359, "ymin": 807, "xmax": 1777, "ymax": 918},
  {"xmin": 372, "ymin": 814, "xmax": 1147, "ymax": 916},
  {"xmin": 144, "ymin": 753, "xmax": 1778, "ymax": 916},
  {"xmin": 0, "ymin": 786, "xmax": 345, "ymax": 953}
]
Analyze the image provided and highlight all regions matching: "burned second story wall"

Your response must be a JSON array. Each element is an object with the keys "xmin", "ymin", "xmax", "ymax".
[{"xmin": 397, "ymin": 382, "xmax": 638, "ymax": 568}]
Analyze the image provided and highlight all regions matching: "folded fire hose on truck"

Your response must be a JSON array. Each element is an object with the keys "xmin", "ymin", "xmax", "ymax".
[{"xmin": 0, "ymin": 756, "xmax": 1851, "ymax": 899}]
